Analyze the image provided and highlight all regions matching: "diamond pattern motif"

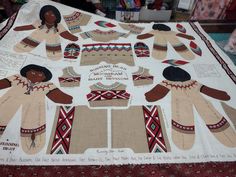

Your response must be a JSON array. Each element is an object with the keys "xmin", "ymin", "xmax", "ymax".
[
  {"xmin": 142, "ymin": 105, "xmax": 170, "ymax": 153},
  {"xmin": 50, "ymin": 106, "xmax": 75, "ymax": 154}
]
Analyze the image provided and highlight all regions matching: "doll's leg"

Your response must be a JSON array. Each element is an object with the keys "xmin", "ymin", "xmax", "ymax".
[
  {"xmin": 0, "ymin": 96, "xmax": 21, "ymax": 137},
  {"xmin": 193, "ymin": 94, "xmax": 236, "ymax": 147},
  {"xmin": 171, "ymin": 91, "xmax": 195, "ymax": 150},
  {"xmin": 168, "ymin": 36, "xmax": 195, "ymax": 60},
  {"xmin": 45, "ymin": 36, "xmax": 62, "ymax": 60},
  {"xmin": 21, "ymin": 130, "xmax": 46, "ymax": 155},
  {"xmin": 152, "ymin": 43, "xmax": 167, "ymax": 60},
  {"xmin": 152, "ymin": 36, "xmax": 167, "ymax": 60},
  {"xmin": 20, "ymin": 101, "xmax": 46, "ymax": 154},
  {"xmin": 221, "ymin": 102, "xmax": 236, "ymax": 129},
  {"xmin": 46, "ymin": 44, "xmax": 62, "ymax": 60}
]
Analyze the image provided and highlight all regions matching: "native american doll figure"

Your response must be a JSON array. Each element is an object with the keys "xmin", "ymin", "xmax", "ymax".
[
  {"xmin": 137, "ymin": 24, "xmax": 195, "ymax": 60},
  {"xmin": 13, "ymin": 5, "xmax": 78, "ymax": 60},
  {"xmin": 0, "ymin": 64, "xmax": 73, "ymax": 154},
  {"xmin": 145, "ymin": 66, "xmax": 236, "ymax": 150}
]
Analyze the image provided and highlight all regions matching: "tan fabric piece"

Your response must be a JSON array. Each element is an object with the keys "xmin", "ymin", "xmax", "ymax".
[
  {"xmin": 59, "ymin": 66, "xmax": 81, "ymax": 87},
  {"xmin": 112, "ymin": 106, "xmax": 149, "ymax": 153},
  {"xmin": 80, "ymin": 29, "xmax": 129, "ymax": 42},
  {"xmin": 63, "ymin": 11, "xmax": 91, "ymax": 34},
  {"xmin": 80, "ymin": 43, "xmax": 135, "ymax": 66},
  {"xmin": 69, "ymin": 106, "xmax": 107, "ymax": 154},
  {"xmin": 132, "ymin": 67, "xmax": 154, "ymax": 86},
  {"xmin": 119, "ymin": 23, "xmax": 144, "ymax": 35}
]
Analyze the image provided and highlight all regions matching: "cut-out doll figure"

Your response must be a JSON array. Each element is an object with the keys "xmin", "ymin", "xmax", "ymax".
[
  {"xmin": 0, "ymin": 64, "xmax": 73, "ymax": 154},
  {"xmin": 13, "ymin": 5, "xmax": 78, "ymax": 60},
  {"xmin": 137, "ymin": 24, "xmax": 195, "ymax": 60},
  {"xmin": 145, "ymin": 66, "xmax": 236, "ymax": 150}
]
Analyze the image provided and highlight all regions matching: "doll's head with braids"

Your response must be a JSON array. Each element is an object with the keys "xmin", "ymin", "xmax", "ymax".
[{"xmin": 39, "ymin": 5, "xmax": 61, "ymax": 32}]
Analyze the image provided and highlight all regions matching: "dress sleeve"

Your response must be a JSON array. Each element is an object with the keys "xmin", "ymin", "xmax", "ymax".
[
  {"xmin": 5, "ymin": 74, "xmax": 20, "ymax": 87},
  {"xmin": 42, "ymin": 82, "xmax": 58, "ymax": 95},
  {"xmin": 80, "ymin": 31, "xmax": 91, "ymax": 39},
  {"xmin": 32, "ymin": 20, "xmax": 41, "ymax": 28},
  {"xmin": 58, "ymin": 24, "xmax": 67, "ymax": 34}
]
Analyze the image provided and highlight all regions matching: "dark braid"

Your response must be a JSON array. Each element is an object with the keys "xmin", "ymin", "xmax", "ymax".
[{"xmin": 54, "ymin": 22, "xmax": 59, "ymax": 32}]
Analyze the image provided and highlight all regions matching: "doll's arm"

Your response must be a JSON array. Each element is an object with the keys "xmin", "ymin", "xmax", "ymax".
[
  {"xmin": 0, "ymin": 78, "xmax": 11, "ymax": 89},
  {"xmin": 137, "ymin": 33, "xmax": 154, "ymax": 40},
  {"xmin": 60, "ymin": 31, "xmax": 78, "ymax": 41},
  {"xmin": 46, "ymin": 88, "xmax": 73, "ymax": 104},
  {"xmin": 176, "ymin": 33, "xmax": 195, "ymax": 40},
  {"xmin": 13, "ymin": 25, "xmax": 36, "ymax": 31},
  {"xmin": 145, "ymin": 84, "xmax": 170, "ymax": 102},
  {"xmin": 200, "ymin": 85, "xmax": 230, "ymax": 101}
]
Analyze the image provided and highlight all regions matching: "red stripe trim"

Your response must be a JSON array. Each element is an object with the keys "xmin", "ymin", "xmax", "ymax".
[
  {"xmin": 0, "ymin": 11, "xmax": 18, "ymax": 40},
  {"xmin": 172, "ymin": 120, "xmax": 195, "ymax": 132},
  {"xmin": 190, "ymin": 22, "xmax": 236, "ymax": 85},
  {"xmin": 20, "ymin": 124, "xmax": 46, "ymax": 134},
  {"xmin": 83, "ymin": 43, "xmax": 131, "ymax": 47}
]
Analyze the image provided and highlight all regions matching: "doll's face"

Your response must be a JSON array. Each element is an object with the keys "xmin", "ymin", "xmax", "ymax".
[
  {"xmin": 26, "ymin": 70, "xmax": 46, "ymax": 83},
  {"xmin": 44, "ymin": 10, "xmax": 56, "ymax": 24}
]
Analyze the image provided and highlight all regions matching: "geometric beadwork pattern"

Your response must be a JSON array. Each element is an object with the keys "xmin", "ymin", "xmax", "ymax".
[
  {"xmin": 142, "ymin": 105, "xmax": 169, "ymax": 153},
  {"xmin": 58, "ymin": 77, "xmax": 81, "ymax": 83},
  {"xmin": 134, "ymin": 42, "xmax": 150, "ymax": 57},
  {"xmin": 132, "ymin": 75, "xmax": 154, "ymax": 81},
  {"xmin": 87, "ymin": 90, "xmax": 130, "ymax": 101},
  {"xmin": 50, "ymin": 106, "xmax": 75, "ymax": 154}
]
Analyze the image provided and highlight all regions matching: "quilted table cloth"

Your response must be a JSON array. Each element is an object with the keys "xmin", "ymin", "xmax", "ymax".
[{"xmin": 0, "ymin": 0, "xmax": 235, "ymax": 165}]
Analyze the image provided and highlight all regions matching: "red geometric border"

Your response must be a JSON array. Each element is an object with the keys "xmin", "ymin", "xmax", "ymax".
[{"xmin": 0, "ymin": 12, "xmax": 18, "ymax": 40}]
